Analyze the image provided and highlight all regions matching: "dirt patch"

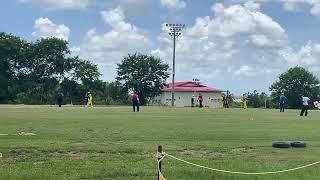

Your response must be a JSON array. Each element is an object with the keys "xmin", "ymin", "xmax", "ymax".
[
  {"xmin": 16, "ymin": 127, "xmax": 37, "ymax": 136},
  {"xmin": 80, "ymin": 128, "xmax": 95, "ymax": 134},
  {"xmin": 33, "ymin": 161, "xmax": 45, "ymax": 165},
  {"xmin": 65, "ymin": 151, "xmax": 84, "ymax": 158},
  {"xmin": 230, "ymin": 146, "xmax": 255, "ymax": 155},
  {"xmin": 17, "ymin": 132, "xmax": 36, "ymax": 136},
  {"xmin": 51, "ymin": 151, "xmax": 85, "ymax": 159},
  {"xmin": 16, "ymin": 127, "xmax": 35, "ymax": 132},
  {"xmin": 179, "ymin": 149, "xmax": 226, "ymax": 159},
  {"xmin": 90, "ymin": 152, "xmax": 107, "ymax": 157},
  {"xmin": 8, "ymin": 149, "xmax": 35, "ymax": 160}
]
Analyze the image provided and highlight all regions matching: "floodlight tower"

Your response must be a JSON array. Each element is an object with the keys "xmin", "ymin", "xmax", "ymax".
[{"xmin": 166, "ymin": 23, "xmax": 185, "ymax": 107}]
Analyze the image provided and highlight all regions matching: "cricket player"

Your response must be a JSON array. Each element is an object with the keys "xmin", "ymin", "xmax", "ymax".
[
  {"xmin": 242, "ymin": 94, "xmax": 247, "ymax": 109},
  {"xmin": 131, "ymin": 91, "xmax": 139, "ymax": 112},
  {"xmin": 57, "ymin": 92, "xmax": 64, "ymax": 107},
  {"xmin": 279, "ymin": 93, "xmax": 287, "ymax": 112},
  {"xmin": 219, "ymin": 95, "xmax": 224, "ymax": 109},
  {"xmin": 300, "ymin": 96, "xmax": 310, "ymax": 116},
  {"xmin": 223, "ymin": 95, "xmax": 229, "ymax": 108},
  {"xmin": 198, "ymin": 93, "xmax": 203, "ymax": 108},
  {"xmin": 86, "ymin": 92, "xmax": 93, "ymax": 107},
  {"xmin": 191, "ymin": 95, "xmax": 195, "ymax": 108},
  {"xmin": 314, "ymin": 101, "xmax": 320, "ymax": 109}
]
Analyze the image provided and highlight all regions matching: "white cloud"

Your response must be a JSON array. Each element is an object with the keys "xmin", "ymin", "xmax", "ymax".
[
  {"xmin": 310, "ymin": 3, "xmax": 320, "ymax": 15},
  {"xmin": 244, "ymin": 1, "xmax": 261, "ymax": 11},
  {"xmin": 249, "ymin": 34, "xmax": 285, "ymax": 48},
  {"xmin": 280, "ymin": 42, "xmax": 320, "ymax": 67},
  {"xmin": 282, "ymin": 1, "xmax": 302, "ymax": 11},
  {"xmin": 208, "ymin": 2, "xmax": 288, "ymax": 47},
  {"xmin": 151, "ymin": 2, "xmax": 301, "ymax": 92},
  {"xmin": 101, "ymin": 7, "xmax": 137, "ymax": 32},
  {"xmin": 75, "ymin": 7, "xmax": 149, "ymax": 81},
  {"xmin": 66, "ymin": 1, "xmax": 319, "ymax": 93},
  {"xmin": 280, "ymin": 0, "xmax": 320, "ymax": 14},
  {"xmin": 240, "ymin": 0, "xmax": 320, "ymax": 16},
  {"xmin": 160, "ymin": 0, "xmax": 186, "ymax": 9},
  {"xmin": 234, "ymin": 65, "xmax": 252, "ymax": 75},
  {"xmin": 32, "ymin": 17, "xmax": 70, "ymax": 41},
  {"xmin": 18, "ymin": 0, "xmax": 89, "ymax": 10}
]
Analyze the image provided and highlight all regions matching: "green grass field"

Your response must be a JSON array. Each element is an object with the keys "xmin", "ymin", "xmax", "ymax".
[{"xmin": 0, "ymin": 105, "xmax": 319, "ymax": 180}]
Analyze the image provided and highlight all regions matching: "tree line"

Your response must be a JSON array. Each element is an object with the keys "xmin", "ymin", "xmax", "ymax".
[
  {"xmin": 1, "ymin": 32, "xmax": 319, "ymax": 107},
  {"xmin": 0, "ymin": 33, "xmax": 169, "ymax": 105},
  {"xmin": 233, "ymin": 67, "xmax": 320, "ymax": 109}
]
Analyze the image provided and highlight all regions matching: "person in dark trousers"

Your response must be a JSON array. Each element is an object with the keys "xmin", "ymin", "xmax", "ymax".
[
  {"xmin": 300, "ymin": 96, "xmax": 311, "ymax": 117},
  {"xmin": 279, "ymin": 93, "xmax": 287, "ymax": 112},
  {"xmin": 131, "ymin": 91, "xmax": 140, "ymax": 112},
  {"xmin": 57, "ymin": 92, "xmax": 64, "ymax": 107},
  {"xmin": 191, "ymin": 95, "xmax": 195, "ymax": 107},
  {"xmin": 198, "ymin": 93, "xmax": 203, "ymax": 108},
  {"xmin": 84, "ymin": 93, "xmax": 88, "ymax": 105},
  {"xmin": 223, "ymin": 95, "xmax": 229, "ymax": 108}
]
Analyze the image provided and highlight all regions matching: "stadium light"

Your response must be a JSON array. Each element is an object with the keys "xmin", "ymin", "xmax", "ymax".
[{"xmin": 166, "ymin": 23, "xmax": 185, "ymax": 107}]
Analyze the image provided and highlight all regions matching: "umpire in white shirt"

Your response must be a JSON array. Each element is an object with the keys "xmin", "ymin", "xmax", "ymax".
[{"xmin": 300, "ymin": 96, "xmax": 311, "ymax": 116}]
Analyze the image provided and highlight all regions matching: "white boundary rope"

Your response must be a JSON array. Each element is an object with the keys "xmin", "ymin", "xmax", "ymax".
[{"xmin": 164, "ymin": 152, "xmax": 320, "ymax": 175}]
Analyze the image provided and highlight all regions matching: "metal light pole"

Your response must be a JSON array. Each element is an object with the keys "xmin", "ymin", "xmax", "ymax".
[{"xmin": 166, "ymin": 23, "xmax": 185, "ymax": 107}]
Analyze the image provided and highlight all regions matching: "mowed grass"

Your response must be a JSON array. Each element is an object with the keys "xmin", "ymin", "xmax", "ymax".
[{"xmin": 0, "ymin": 105, "xmax": 320, "ymax": 180}]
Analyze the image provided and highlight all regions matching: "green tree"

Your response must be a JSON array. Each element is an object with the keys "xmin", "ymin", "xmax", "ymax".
[
  {"xmin": 0, "ymin": 33, "xmax": 26, "ymax": 103},
  {"xmin": 116, "ymin": 53, "xmax": 169, "ymax": 105},
  {"xmin": 60, "ymin": 79, "xmax": 86, "ymax": 105},
  {"xmin": 70, "ymin": 57, "xmax": 100, "ymax": 84},
  {"xmin": 27, "ymin": 38, "xmax": 72, "ymax": 80},
  {"xmin": 16, "ymin": 38, "xmax": 73, "ymax": 104},
  {"xmin": 1, "ymin": 33, "xmax": 103, "ymax": 105},
  {"xmin": 105, "ymin": 81, "xmax": 129, "ymax": 104},
  {"xmin": 270, "ymin": 66, "xmax": 320, "ymax": 109},
  {"xmin": 246, "ymin": 90, "xmax": 270, "ymax": 108}
]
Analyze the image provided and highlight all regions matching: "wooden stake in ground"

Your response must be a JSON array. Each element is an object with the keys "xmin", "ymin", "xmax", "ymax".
[{"xmin": 157, "ymin": 145, "xmax": 162, "ymax": 180}]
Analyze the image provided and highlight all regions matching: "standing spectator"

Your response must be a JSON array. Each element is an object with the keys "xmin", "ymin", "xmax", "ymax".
[
  {"xmin": 57, "ymin": 92, "xmax": 64, "ymax": 107},
  {"xmin": 191, "ymin": 95, "xmax": 195, "ymax": 108},
  {"xmin": 300, "ymin": 96, "xmax": 311, "ymax": 117},
  {"xmin": 198, "ymin": 93, "xmax": 203, "ymax": 108},
  {"xmin": 279, "ymin": 93, "xmax": 287, "ymax": 112},
  {"xmin": 131, "ymin": 91, "xmax": 140, "ymax": 112}
]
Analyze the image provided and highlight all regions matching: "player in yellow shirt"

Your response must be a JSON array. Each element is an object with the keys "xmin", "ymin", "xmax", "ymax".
[
  {"xmin": 86, "ymin": 92, "xmax": 93, "ymax": 107},
  {"xmin": 219, "ymin": 95, "xmax": 224, "ymax": 109},
  {"xmin": 242, "ymin": 94, "xmax": 247, "ymax": 109}
]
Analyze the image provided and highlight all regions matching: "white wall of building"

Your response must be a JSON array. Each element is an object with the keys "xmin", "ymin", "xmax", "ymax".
[{"xmin": 154, "ymin": 91, "xmax": 221, "ymax": 107}]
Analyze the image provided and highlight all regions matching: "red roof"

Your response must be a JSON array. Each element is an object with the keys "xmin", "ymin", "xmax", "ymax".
[{"xmin": 162, "ymin": 81, "xmax": 223, "ymax": 92}]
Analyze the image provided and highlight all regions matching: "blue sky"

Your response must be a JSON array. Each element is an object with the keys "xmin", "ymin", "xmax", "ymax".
[{"xmin": 1, "ymin": 0, "xmax": 320, "ymax": 95}]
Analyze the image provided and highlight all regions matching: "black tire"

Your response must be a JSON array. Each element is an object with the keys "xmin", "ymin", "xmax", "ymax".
[
  {"xmin": 290, "ymin": 141, "xmax": 306, "ymax": 148},
  {"xmin": 272, "ymin": 141, "xmax": 291, "ymax": 148}
]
